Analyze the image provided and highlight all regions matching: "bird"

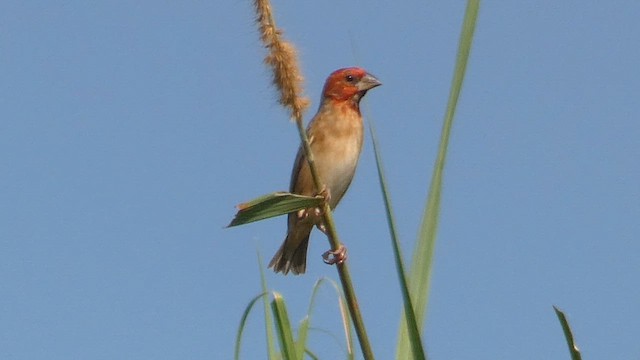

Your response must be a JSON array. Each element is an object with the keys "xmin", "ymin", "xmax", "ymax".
[{"xmin": 268, "ymin": 67, "xmax": 381, "ymax": 275}]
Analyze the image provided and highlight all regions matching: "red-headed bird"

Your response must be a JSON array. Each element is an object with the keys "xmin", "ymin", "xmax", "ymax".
[{"xmin": 268, "ymin": 67, "xmax": 381, "ymax": 275}]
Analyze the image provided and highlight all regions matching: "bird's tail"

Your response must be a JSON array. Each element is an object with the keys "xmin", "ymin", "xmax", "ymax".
[{"xmin": 268, "ymin": 230, "xmax": 311, "ymax": 275}]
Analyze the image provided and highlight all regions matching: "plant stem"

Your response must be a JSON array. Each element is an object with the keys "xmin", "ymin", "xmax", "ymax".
[{"xmin": 294, "ymin": 118, "xmax": 375, "ymax": 360}]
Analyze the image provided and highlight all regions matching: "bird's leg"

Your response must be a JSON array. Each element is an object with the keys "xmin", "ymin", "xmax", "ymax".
[
  {"xmin": 313, "ymin": 185, "xmax": 347, "ymax": 265},
  {"xmin": 322, "ymin": 245, "xmax": 347, "ymax": 265},
  {"xmin": 313, "ymin": 185, "xmax": 345, "ymax": 265},
  {"xmin": 316, "ymin": 222, "xmax": 327, "ymax": 234}
]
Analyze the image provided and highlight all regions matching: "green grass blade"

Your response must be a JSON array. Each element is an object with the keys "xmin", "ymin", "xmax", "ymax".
[
  {"xmin": 297, "ymin": 278, "xmax": 354, "ymax": 360},
  {"xmin": 553, "ymin": 306, "xmax": 582, "ymax": 360},
  {"xmin": 369, "ymin": 121, "xmax": 426, "ymax": 360},
  {"xmin": 258, "ymin": 253, "xmax": 279, "ymax": 360},
  {"xmin": 271, "ymin": 292, "xmax": 299, "ymax": 360},
  {"xmin": 396, "ymin": 1, "xmax": 480, "ymax": 359},
  {"xmin": 304, "ymin": 349, "xmax": 320, "ymax": 360},
  {"xmin": 318, "ymin": 278, "xmax": 354, "ymax": 359},
  {"xmin": 295, "ymin": 277, "xmax": 327, "ymax": 357},
  {"xmin": 294, "ymin": 283, "xmax": 318, "ymax": 357},
  {"xmin": 296, "ymin": 317, "xmax": 310, "ymax": 358},
  {"xmin": 234, "ymin": 291, "xmax": 268, "ymax": 360},
  {"xmin": 336, "ymin": 289, "xmax": 354, "ymax": 360},
  {"xmin": 228, "ymin": 192, "xmax": 323, "ymax": 227}
]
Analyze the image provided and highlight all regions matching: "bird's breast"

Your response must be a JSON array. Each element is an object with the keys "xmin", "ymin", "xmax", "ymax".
[{"xmin": 310, "ymin": 109, "xmax": 364, "ymax": 206}]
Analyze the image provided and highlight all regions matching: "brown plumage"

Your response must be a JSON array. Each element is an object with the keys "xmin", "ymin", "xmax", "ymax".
[{"xmin": 268, "ymin": 67, "xmax": 381, "ymax": 275}]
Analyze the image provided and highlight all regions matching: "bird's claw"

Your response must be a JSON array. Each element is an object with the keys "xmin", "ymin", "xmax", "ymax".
[
  {"xmin": 298, "ymin": 186, "xmax": 331, "ymax": 222},
  {"xmin": 297, "ymin": 206, "xmax": 325, "ymax": 222},
  {"xmin": 322, "ymin": 245, "xmax": 347, "ymax": 265},
  {"xmin": 296, "ymin": 208, "xmax": 308, "ymax": 220},
  {"xmin": 316, "ymin": 185, "xmax": 331, "ymax": 206}
]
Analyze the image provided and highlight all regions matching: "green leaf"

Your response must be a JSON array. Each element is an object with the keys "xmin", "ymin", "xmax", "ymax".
[
  {"xmin": 258, "ymin": 253, "xmax": 279, "ymax": 360},
  {"xmin": 294, "ymin": 279, "xmax": 325, "ymax": 358},
  {"xmin": 369, "ymin": 121, "xmax": 426, "ymax": 360},
  {"xmin": 271, "ymin": 292, "xmax": 299, "ymax": 360},
  {"xmin": 235, "ymin": 253, "xmax": 280, "ymax": 360},
  {"xmin": 234, "ymin": 292, "xmax": 268, "ymax": 360},
  {"xmin": 553, "ymin": 306, "xmax": 582, "ymax": 360},
  {"xmin": 228, "ymin": 192, "xmax": 323, "ymax": 227},
  {"xmin": 396, "ymin": 1, "xmax": 480, "ymax": 359},
  {"xmin": 324, "ymin": 278, "xmax": 354, "ymax": 360},
  {"xmin": 304, "ymin": 349, "xmax": 320, "ymax": 360},
  {"xmin": 296, "ymin": 278, "xmax": 354, "ymax": 360}
]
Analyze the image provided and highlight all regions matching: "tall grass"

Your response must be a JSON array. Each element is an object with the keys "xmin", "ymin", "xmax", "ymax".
[
  {"xmin": 396, "ymin": 2, "xmax": 478, "ymax": 358},
  {"xmin": 231, "ymin": 0, "xmax": 583, "ymax": 359}
]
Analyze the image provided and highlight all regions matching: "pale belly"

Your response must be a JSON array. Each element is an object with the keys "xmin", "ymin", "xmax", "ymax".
[{"xmin": 313, "ymin": 134, "xmax": 362, "ymax": 208}]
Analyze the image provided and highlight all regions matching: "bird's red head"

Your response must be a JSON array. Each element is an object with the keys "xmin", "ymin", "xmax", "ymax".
[{"xmin": 321, "ymin": 67, "xmax": 382, "ymax": 103}]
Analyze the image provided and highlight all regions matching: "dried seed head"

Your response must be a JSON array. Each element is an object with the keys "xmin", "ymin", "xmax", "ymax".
[{"xmin": 253, "ymin": 0, "xmax": 310, "ymax": 121}]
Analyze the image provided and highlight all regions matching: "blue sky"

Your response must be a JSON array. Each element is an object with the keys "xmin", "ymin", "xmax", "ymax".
[{"xmin": 2, "ymin": 1, "xmax": 639, "ymax": 359}]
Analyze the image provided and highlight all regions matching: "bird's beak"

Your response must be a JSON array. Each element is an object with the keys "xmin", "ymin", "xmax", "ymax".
[{"xmin": 357, "ymin": 73, "xmax": 382, "ymax": 91}]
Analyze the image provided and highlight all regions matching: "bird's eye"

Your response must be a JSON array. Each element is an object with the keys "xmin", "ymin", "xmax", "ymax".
[{"xmin": 345, "ymin": 74, "xmax": 355, "ymax": 83}]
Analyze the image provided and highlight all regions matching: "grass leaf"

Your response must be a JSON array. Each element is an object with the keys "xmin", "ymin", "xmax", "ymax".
[
  {"xmin": 553, "ymin": 306, "xmax": 582, "ymax": 360},
  {"xmin": 272, "ymin": 292, "xmax": 299, "ymax": 360},
  {"xmin": 324, "ymin": 278, "xmax": 354, "ymax": 360},
  {"xmin": 228, "ymin": 192, "xmax": 323, "ymax": 227},
  {"xmin": 258, "ymin": 253, "xmax": 279, "ymax": 359},
  {"xmin": 369, "ymin": 121, "xmax": 426, "ymax": 360},
  {"xmin": 295, "ymin": 278, "xmax": 326, "ymax": 357},
  {"xmin": 234, "ymin": 291, "xmax": 268, "ymax": 360},
  {"xmin": 396, "ymin": 1, "xmax": 480, "ymax": 358},
  {"xmin": 303, "ymin": 278, "xmax": 354, "ymax": 359}
]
